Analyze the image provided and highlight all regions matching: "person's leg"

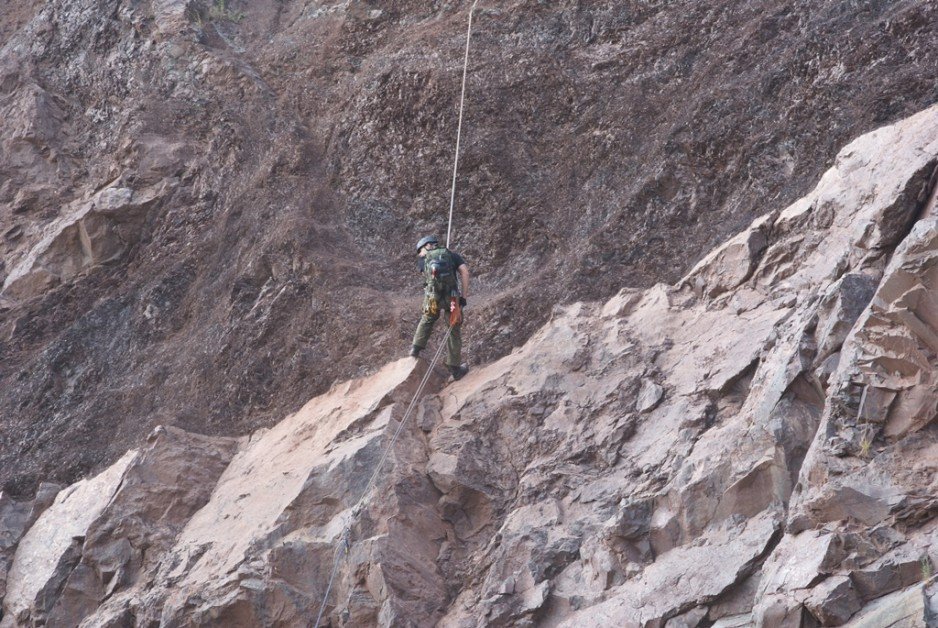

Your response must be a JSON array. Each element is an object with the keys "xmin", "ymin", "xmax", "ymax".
[{"xmin": 412, "ymin": 295, "xmax": 440, "ymax": 351}]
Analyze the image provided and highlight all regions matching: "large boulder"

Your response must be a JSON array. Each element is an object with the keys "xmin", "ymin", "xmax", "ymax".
[
  {"xmin": 0, "ymin": 484, "xmax": 59, "ymax": 605},
  {"xmin": 0, "ymin": 427, "xmax": 239, "ymax": 627},
  {"xmin": 1, "ymin": 181, "xmax": 171, "ymax": 302}
]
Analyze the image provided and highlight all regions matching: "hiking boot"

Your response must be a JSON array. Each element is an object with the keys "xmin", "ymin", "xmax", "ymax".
[
  {"xmin": 409, "ymin": 345, "xmax": 422, "ymax": 358},
  {"xmin": 448, "ymin": 364, "xmax": 469, "ymax": 381}
]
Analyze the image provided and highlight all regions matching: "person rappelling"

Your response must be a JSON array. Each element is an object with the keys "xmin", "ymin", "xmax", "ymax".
[
  {"xmin": 401, "ymin": 0, "xmax": 478, "ymax": 383},
  {"xmin": 409, "ymin": 235, "xmax": 470, "ymax": 380}
]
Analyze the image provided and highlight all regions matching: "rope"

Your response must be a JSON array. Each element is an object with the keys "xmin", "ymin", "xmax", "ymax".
[
  {"xmin": 312, "ymin": 528, "xmax": 350, "ymax": 628},
  {"xmin": 446, "ymin": 0, "xmax": 480, "ymax": 248},
  {"xmin": 313, "ymin": 2, "xmax": 479, "ymax": 622},
  {"xmin": 350, "ymin": 327, "xmax": 452, "ymax": 516},
  {"xmin": 312, "ymin": 327, "xmax": 454, "ymax": 628}
]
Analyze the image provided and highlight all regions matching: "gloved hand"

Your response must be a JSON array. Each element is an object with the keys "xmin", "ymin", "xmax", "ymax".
[{"xmin": 459, "ymin": 296, "xmax": 467, "ymax": 307}]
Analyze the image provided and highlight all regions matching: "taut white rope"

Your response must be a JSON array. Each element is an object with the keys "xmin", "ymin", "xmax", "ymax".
[{"xmin": 446, "ymin": 0, "xmax": 480, "ymax": 248}]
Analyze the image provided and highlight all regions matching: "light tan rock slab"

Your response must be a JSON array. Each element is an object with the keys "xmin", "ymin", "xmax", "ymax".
[{"xmin": 1, "ymin": 452, "xmax": 136, "ymax": 627}]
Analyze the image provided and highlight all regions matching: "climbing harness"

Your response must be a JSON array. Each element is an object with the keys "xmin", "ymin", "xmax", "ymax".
[
  {"xmin": 313, "ymin": 328, "xmax": 454, "ymax": 627},
  {"xmin": 313, "ymin": 2, "xmax": 480, "ymax": 623},
  {"xmin": 446, "ymin": 0, "xmax": 479, "ymax": 248}
]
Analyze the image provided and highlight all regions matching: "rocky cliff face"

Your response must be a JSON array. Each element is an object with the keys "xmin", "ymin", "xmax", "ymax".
[
  {"xmin": 3, "ymin": 0, "xmax": 938, "ymax": 496},
  {"xmin": 2, "ymin": 104, "xmax": 937, "ymax": 626}
]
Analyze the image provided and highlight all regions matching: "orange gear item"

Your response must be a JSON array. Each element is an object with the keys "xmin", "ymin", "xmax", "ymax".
[{"xmin": 450, "ymin": 296, "xmax": 463, "ymax": 326}]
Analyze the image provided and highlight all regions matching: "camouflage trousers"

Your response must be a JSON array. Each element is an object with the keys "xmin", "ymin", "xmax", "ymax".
[{"xmin": 412, "ymin": 291, "xmax": 462, "ymax": 367}]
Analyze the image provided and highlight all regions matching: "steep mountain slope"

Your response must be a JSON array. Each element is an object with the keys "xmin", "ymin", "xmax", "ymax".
[
  {"xmin": 2, "ymin": 103, "xmax": 937, "ymax": 627},
  {"xmin": 2, "ymin": 0, "xmax": 938, "ymax": 495}
]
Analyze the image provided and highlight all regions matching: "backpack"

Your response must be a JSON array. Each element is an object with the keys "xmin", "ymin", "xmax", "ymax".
[{"xmin": 424, "ymin": 247, "xmax": 459, "ymax": 295}]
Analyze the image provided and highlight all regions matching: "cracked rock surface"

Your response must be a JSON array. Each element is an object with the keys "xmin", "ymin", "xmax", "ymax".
[
  {"xmin": 3, "ymin": 0, "xmax": 938, "ymax": 498},
  {"xmin": 3, "ymin": 102, "xmax": 938, "ymax": 627}
]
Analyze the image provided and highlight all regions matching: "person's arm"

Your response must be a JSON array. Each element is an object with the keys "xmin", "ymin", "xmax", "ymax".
[{"xmin": 457, "ymin": 264, "xmax": 470, "ymax": 298}]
